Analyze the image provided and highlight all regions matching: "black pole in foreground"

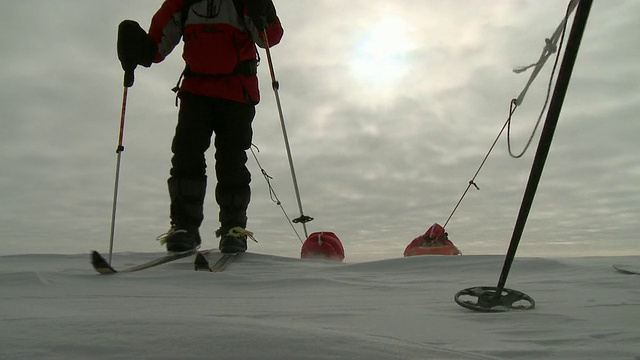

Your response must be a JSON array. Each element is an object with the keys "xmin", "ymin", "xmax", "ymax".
[{"xmin": 455, "ymin": 0, "xmax": 593, "ymax": 312}]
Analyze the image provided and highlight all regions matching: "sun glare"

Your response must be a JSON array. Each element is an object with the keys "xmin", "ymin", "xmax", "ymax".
[{"xmin": 349, "ymin": 18, "xmax": 414, "ymax": 86}]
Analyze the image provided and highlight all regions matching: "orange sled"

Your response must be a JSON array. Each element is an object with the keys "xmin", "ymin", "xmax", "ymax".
[
  {"xmin": 404, "ymin": 243, "xmax": 462, "ymax": 256},
  {"xmin": 403, "ymin": 223, "xmax": 462, "ymax": 256}
]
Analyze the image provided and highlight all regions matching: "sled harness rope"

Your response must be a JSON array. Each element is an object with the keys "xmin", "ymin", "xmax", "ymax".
[
  {"xmin": 250, "ymin": 145, "xmax": 306, "ymax": 244},
  {"xmin": 443, "ymin": 0, "xmax": 578, "ymax": 228}
]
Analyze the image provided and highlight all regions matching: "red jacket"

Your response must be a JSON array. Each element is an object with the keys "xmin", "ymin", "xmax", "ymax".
[{"xmin": 148, "ymin": 0, "xmax": 284, "ymax": 104}]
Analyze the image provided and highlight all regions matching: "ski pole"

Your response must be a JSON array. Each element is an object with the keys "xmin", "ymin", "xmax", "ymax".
[
  {"xmin": 262, "ymin": 31, "xmax": 313, "ymax": 238},
  {"xmin": 108, "ymin": 72, "xmax": 132, "ymax": 264},
  {"xmin": 496, "ymin": 0, "xmax": 592, "ymax": 292}
]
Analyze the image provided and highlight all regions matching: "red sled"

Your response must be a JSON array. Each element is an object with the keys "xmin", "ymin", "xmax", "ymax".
[{"xmin": 301, "ymin": 232, "xmax": 345, "ymax": 262}]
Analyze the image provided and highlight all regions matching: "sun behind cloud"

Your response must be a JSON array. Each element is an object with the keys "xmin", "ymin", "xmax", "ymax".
[{"xmin": 348, "ymin": 17, "xmax": 414, "ymax": 86}]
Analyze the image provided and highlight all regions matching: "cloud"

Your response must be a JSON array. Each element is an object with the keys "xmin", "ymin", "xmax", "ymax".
[{"xmin": 0, "ymin": 1, "xmax": 638, "ymax": 260}]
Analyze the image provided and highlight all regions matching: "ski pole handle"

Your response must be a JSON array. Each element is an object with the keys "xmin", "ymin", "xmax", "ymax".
[{"xmin": 123, "ymin": 70, "xmax": 134, "ymax": 88}]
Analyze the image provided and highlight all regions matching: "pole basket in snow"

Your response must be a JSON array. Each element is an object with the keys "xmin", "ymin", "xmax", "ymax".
[{"xmin": 454, "ymin": 287, "xmax": 535, "ymax": 312}]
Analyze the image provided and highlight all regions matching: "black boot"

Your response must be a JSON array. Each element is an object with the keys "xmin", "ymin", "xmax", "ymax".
[
  {"xmin": 159, "ymin": 227, "xmax": 202, "ymax": 253},
  {"xmin": 217, "ymin": 227, "xmax": 251, "ymax": 253},
  {"xmin": 161, "ymin": 177, "xmax": 206, "ymax": 252},
  {"xmin": 216, "ymin": 185, "xmax": 250, "ymax": 253}
]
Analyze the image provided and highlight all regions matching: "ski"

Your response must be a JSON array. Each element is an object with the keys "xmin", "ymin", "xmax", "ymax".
[
  {"xmin": 194, "ymin": 252, "xmax": 241, "ymax": 272},
  {"xmin": 212, "ymin": 253, "xmax": 241, "ymax": 272},
  {"xmin": 91, "ymin": 249, "xmax": 199, "ymax": 275},
  {"xmin": 612, "ymin": 265, "xmax": 640, "ymax": 275},
  {"xmin": 194, "ymin": 252, "xmax": 212, "ymax": 271}
]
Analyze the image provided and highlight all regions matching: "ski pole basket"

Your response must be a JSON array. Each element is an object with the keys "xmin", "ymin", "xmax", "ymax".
[{"xmin": 454, "ymin": 286, "xmax": 535, "ymax": 312}]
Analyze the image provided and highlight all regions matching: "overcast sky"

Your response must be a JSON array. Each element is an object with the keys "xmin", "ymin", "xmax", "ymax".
[{"xmin": 1, "ymin": 0, "xmax": 638, "ymax": 261}]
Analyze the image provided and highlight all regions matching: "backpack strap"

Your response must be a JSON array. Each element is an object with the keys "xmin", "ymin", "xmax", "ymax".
[
  {"xmin": 180, "ymin": 0, "xmax": 245, "ymax": 33},
  {"xmin": 179, "ymin": 0, "xmax": 201, "ymax": 34}
]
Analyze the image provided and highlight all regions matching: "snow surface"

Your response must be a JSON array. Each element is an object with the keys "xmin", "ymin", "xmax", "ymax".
[{"xmin": 1, "ymin": 252, "xmax": 639, "ymax": 359}]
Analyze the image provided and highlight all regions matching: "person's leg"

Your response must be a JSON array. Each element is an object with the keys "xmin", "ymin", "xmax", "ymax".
[
  {"xmin": 162, "ymin": 93, "xmax": 215, "ymax": 252},
  {"xmin": 212, "ymin": 99, "xmax": 255, "ymax": 252}
]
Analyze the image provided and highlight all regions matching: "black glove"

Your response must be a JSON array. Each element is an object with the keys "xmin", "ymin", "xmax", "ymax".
[
  {"xmin": 117, "ymin": 20, "xmax": 156, "ymax": 87},
  {"xmin": 245, "ymin": 0, "xmax": 277, "ymax": 31}
]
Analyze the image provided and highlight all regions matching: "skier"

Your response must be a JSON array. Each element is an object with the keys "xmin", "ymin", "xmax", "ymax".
[{"xmin": 116, "ymin": 0, "xmax": 284, "ymax": 253}]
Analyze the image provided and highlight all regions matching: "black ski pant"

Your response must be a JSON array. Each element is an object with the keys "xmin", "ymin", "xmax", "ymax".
[{"xmin": 168, "ymin": 92, "xmax": 254, "ymax": 234}]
